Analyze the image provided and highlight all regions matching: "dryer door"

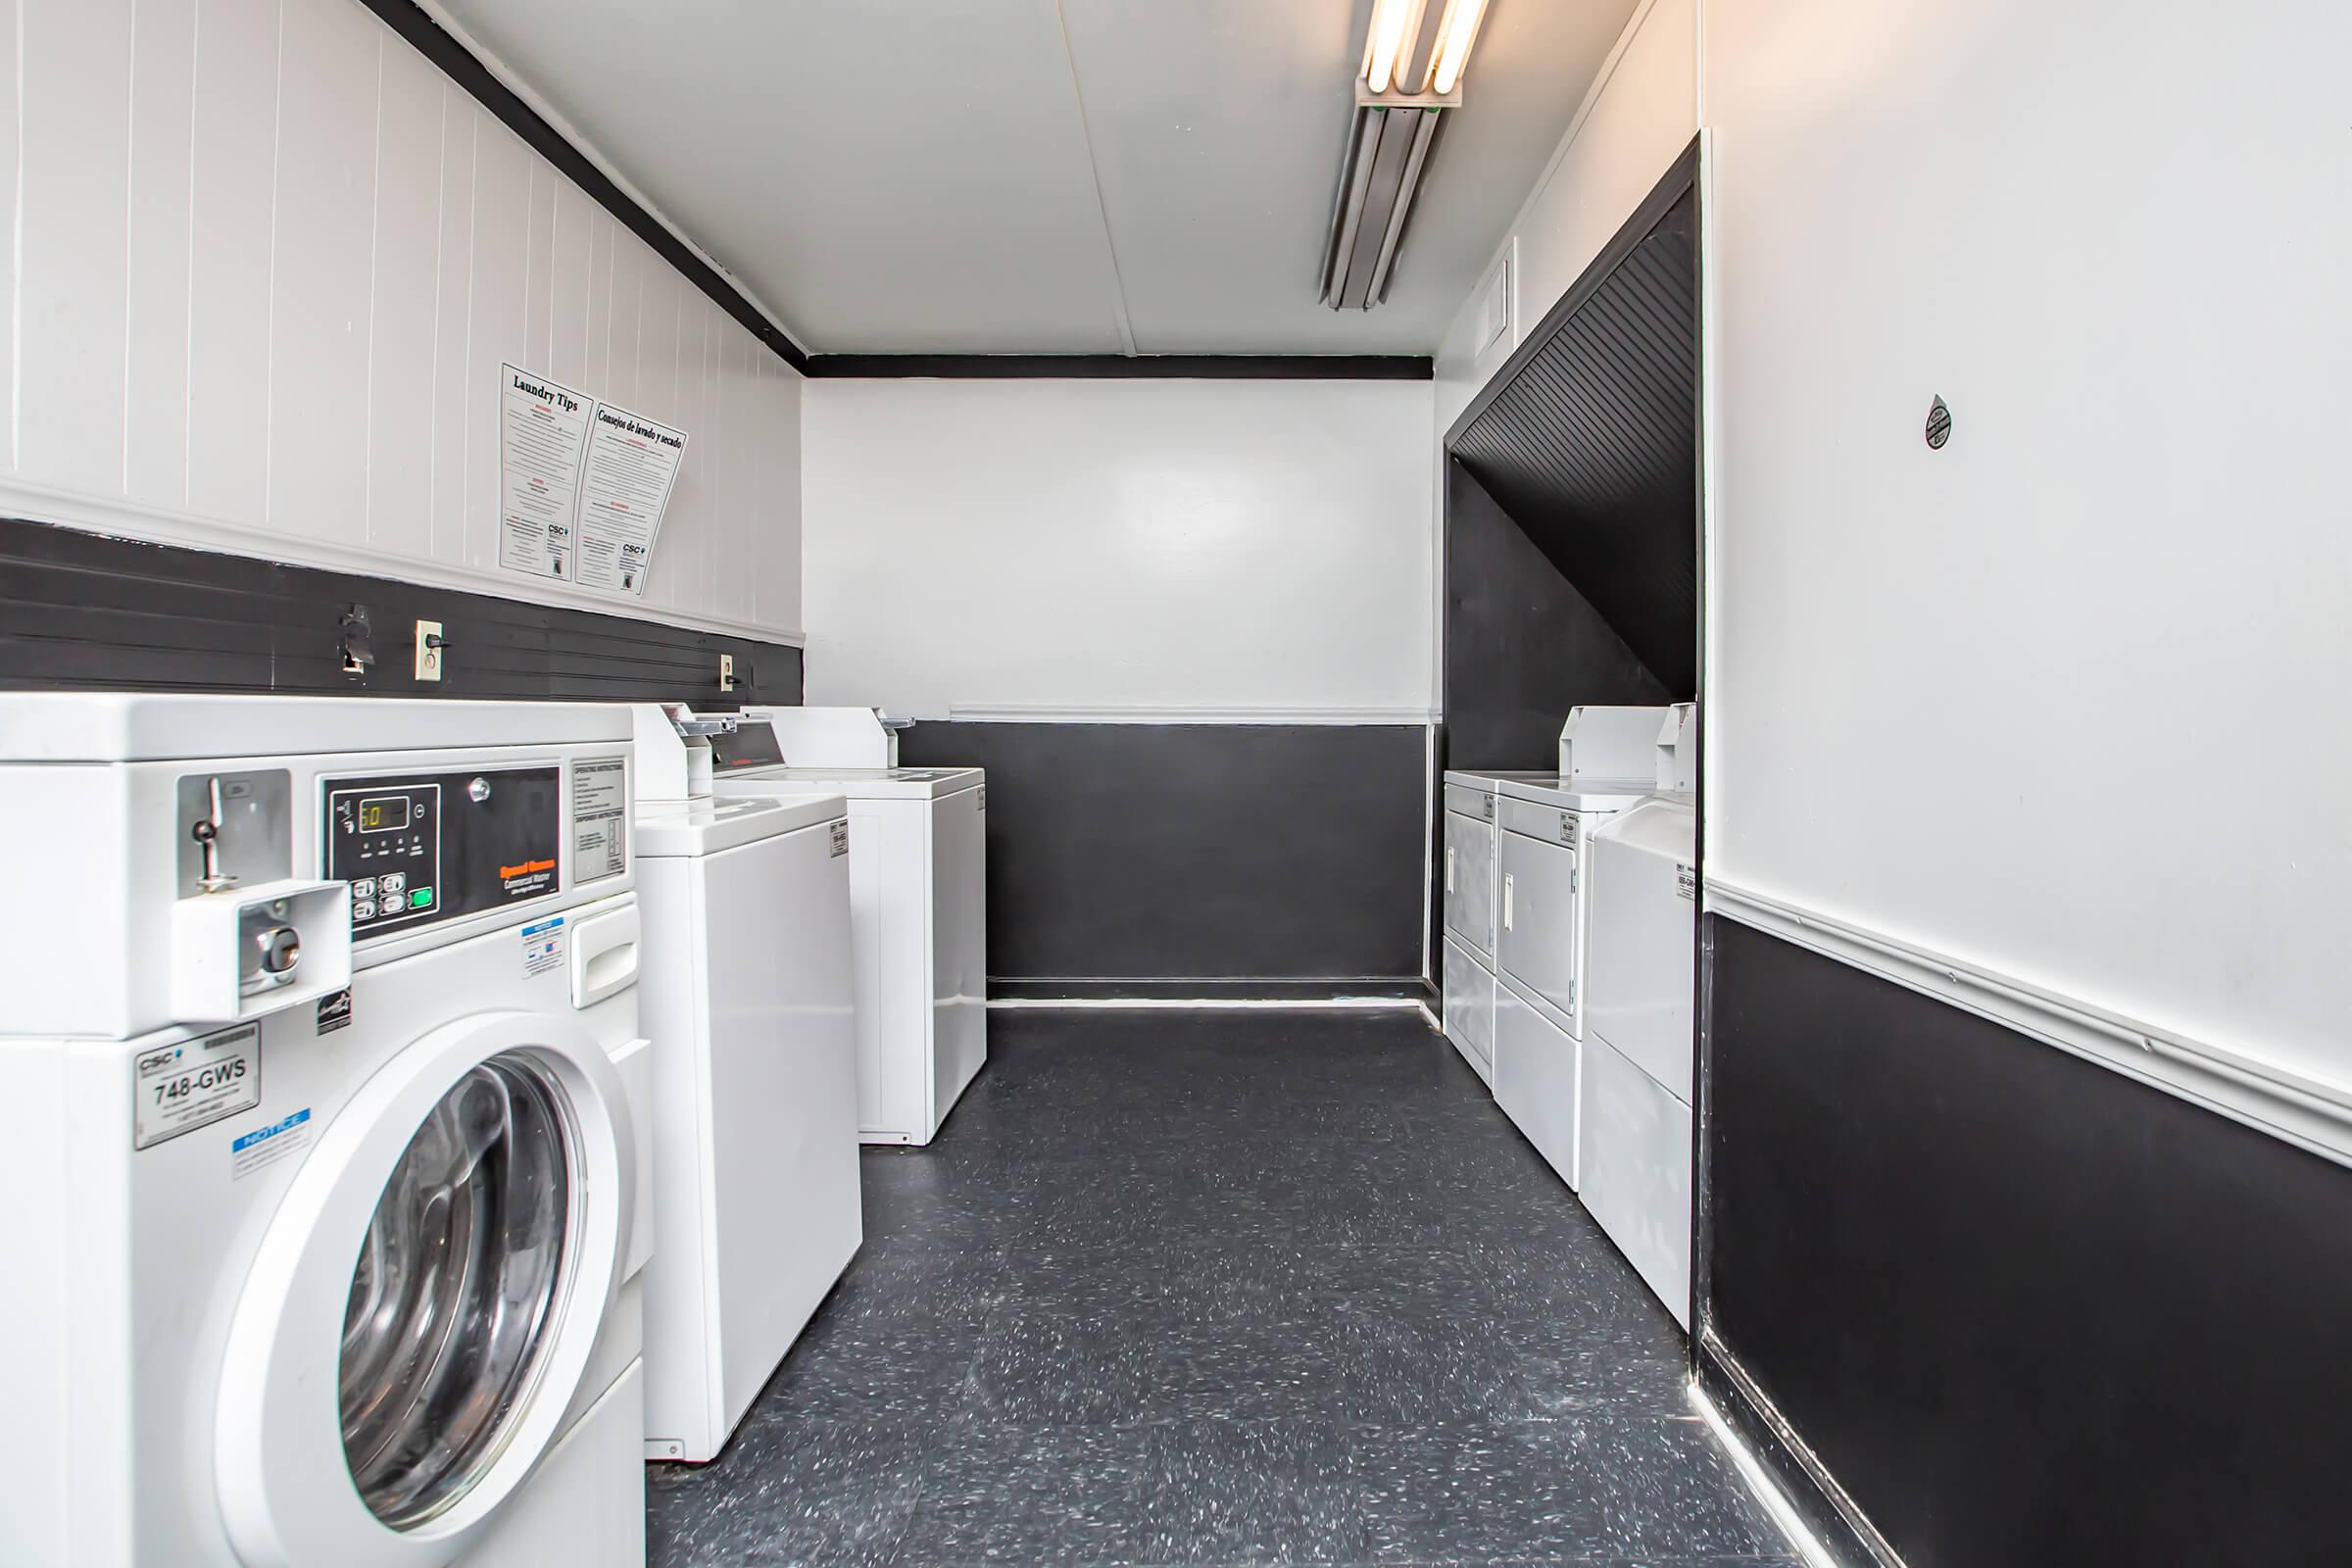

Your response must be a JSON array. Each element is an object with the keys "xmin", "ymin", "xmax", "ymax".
[{"xmin": 215, "ymin": 1010, "xmax": 636, "ymax": 1568}]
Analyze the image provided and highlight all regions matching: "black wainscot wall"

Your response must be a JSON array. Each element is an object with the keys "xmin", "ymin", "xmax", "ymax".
[
  {"xmin": 0, "ymin": 516, "xmax": 802, "ymax": 707},
  {"xmin": 899, "ymin": 720, "xmax": 1426, "ymax": 998}
]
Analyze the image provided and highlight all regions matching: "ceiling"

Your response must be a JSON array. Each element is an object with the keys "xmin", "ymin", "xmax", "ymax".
[{"xmin": 429, "ymin": 0, "xmax": 1639, "ymax": 357}]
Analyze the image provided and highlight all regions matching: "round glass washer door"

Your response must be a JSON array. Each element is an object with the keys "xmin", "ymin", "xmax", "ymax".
[
  {"xmin": 340, "ymin": 1053, "xmax": 571, "ymax": 1528},
  {"xmin": 216, "ymin": 1009, "xmax": 636, "ymax": 1568}
]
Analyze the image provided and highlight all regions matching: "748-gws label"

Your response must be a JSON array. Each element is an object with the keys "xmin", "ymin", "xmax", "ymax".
[{"xmin": 134, "ymin": 1022, "xmax": 262, "ymax": 1150}]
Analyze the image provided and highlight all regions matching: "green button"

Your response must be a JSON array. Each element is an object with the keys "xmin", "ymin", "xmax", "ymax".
[{"xmin": 410, "ymin": 888, "xmax": 434, "ymax": 908}]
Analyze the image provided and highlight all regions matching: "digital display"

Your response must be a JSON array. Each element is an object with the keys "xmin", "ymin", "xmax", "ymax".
[{"xmin": 358, "ymin": 796, "xmax": 412, "ymax": 833}]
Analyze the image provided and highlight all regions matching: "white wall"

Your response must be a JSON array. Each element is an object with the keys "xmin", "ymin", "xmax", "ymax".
[
  {"xmin": 800, "ymin": 377, "xmax": 1435, "ymax": 720},
  {"xmin": 1702, "ymin": 0, "xmax": 2352, "ymax": 1123},
  {"xmin": 2, "ymin": 0, "xmax": 803, "ymax": 641}
]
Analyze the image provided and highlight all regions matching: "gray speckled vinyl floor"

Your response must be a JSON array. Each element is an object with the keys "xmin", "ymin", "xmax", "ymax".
[{"xmin": 648, "ymin": 1010, "xmax": 1793, "ymax": 1568}]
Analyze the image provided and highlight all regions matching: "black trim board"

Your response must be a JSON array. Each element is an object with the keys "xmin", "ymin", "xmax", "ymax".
[
  {"xmin": 989, "ymin": 978, "xmax": 1433, "ymax": 1004},
  {"xmin": 803, "ymin": 355, "xmax": 1432, "ymax": 380},
  {"xmin": 358, "ymin": 0, "xmax": 811, "ymax": 374},
  {"xmin": 0, "ymin": 517, "xmax": 804, "ymax": 707},
  {"xmin": 898, "ymin": 720, "xmax": 1425, "ymax": 986},
  {"xmin": 1701, "ymin": 912, "xmax": 2352, "ymax": 1566}
]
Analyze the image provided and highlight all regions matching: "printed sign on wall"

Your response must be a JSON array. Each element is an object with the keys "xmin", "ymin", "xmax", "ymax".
[{"xmin": 498, "ymin": 364, "xmax": 688, "ymax": 597}]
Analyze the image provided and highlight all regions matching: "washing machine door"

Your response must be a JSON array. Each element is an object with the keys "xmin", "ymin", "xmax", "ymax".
[{"xmin": 215, "ymin": 1009, "xmax": 636, "ymax": 1568}]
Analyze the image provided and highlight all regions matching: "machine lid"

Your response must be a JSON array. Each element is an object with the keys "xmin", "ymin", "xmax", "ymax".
[
  {"xmin": 632, "ymin": 793, "xmax": 847, "ymax": 857},
  {"xmin": 718, "ymin": 764, "xmax": 983, "ymax": 800},
  {"xmin": 1494, "ymin": 772, "xmax": 1653, "ymax": 810},
  {"xmin": 215, "ymin": 1010, "xmax": 636, "ymax": 1568},
  {"xmin": 0, "ymin": 694, "xmax": 628, "ymax": 761}
]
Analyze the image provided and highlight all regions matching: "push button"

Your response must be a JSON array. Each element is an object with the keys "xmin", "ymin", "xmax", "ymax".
[
  {"xmin": 352, "ymin": 899, "xmax": 377, "ymax": 921},
  {"xmin": 350, "ymin": 878, "xmax": 376, "ymax": 900},
  {"xmin": 380, "ymin": 872, "xmax": 406, "ymax": 896},
  {"xmin": 410, "ymin": 887, "xmax": 434, "ymax": 909}
]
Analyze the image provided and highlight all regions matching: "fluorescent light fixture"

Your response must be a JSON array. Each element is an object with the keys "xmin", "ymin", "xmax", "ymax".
[
  {"xmin": 1425, "ymin": 0, "xmax": 1492, "ymax": 94},
  {"xmin": 1322, "ymin": 0, "xmax": 1489, "ymax": 311}
]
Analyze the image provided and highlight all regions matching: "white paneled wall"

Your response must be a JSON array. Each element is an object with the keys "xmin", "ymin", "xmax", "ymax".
[{"xmin": 1, "ymin": 0, "xmax": 804, "ymax": 642}]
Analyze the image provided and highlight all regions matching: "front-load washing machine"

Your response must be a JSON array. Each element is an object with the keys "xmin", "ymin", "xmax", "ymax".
[
  {"xmin": 0, "ymin": 695, "xmax": 653, "ymax": 1568},
  {"xmin": 699, "ymin": 708, "xmax": 987, "ymax": 1147},
  {"xmin": 630, "ymin": 708, "xmax": 862, "ymax": 1461}
]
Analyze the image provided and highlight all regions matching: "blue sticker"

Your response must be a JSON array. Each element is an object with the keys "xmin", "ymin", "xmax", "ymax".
[{"xmin": 231, "ymin": 1107, "xmax": 312, "ymax": 1153}]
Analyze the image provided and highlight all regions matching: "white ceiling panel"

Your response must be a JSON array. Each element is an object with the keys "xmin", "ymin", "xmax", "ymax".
[
  {"xmin": 1058, "ymin": 0, "xmax": 1638, "ymax": 354},
  {"xmin": 431, "ymin": 0, "xmax": 1641, "ymax": 356}
]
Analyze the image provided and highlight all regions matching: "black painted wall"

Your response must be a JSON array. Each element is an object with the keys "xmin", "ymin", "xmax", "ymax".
[
  {"xmin": 1442, "ymin": 461, "xmax": 1669, "ymax": 771},
  {"xmin": 898, "ymin": 721, "xmax": 1425, "ymax": 993},
  {"xmin": 1703, "ymin": 915, "xmax": 2352, "ymax": 1566},
  {"xmin": 0, "ymin": 516, "xmax": 803, "ymax": 706}
]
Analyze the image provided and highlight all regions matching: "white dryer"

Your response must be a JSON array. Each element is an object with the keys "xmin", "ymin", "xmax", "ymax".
[
  {"xmin": 715, "ymin": 709, "xmax": 987, "ymax": 1147},
  {"xmin": 630, "ymin": 710, "xmax": 862, "ymax": 1461},
  {"xmin": 0, "ymin": 696, "xmax": 652, "ymax": 1568}
]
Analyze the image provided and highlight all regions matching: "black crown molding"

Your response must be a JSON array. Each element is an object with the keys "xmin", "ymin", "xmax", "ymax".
[{"xmin": 803, "ymin": 355, "xmax": 1434, "ymax": 380}]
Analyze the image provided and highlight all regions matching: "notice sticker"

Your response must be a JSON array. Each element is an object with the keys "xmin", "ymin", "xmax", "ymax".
[
  {"xmin": 134, "ymin": 1023, "xmax": 262, "ymax": 1150},
  {"xmin": 830, "ymin": 819, "xmax": 849, "ymax": 858},
  {"xmin": 522, "ymin": 915, "xmax": 568, "ymax": 978},
  {"xmin": 231, "ymin": 1107, "xmax": 315, "ymax": 1181},
  {"xmin": 316, "ymin": 988, "xmax": 354, "ymax": 1036}
]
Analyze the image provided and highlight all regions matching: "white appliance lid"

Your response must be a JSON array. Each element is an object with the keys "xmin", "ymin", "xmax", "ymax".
[
  {"xmin": 0, "ymin": 694, "xmax": 630, "ymax": 761},
  {"xmin": 633, "ymin": 793, "xmax": 846, "ymax": 857},
  {"xmin": 1494, "ymin": 771, "xmax": 1654, "ymax": 810},
  {"xmin": 717, "ymin": 765, "xmax": 983, "ymax": 800}
]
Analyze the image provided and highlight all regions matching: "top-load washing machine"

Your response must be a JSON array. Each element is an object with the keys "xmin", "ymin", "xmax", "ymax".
[
  {"xmin": 0, "ymin": 695, "xmax": 653, "ymax": 1568},
  {"xmin": 629, "ymin": 708, "xmax": 862, "ymax": 1461},
  {"xmin": 1483, "ymin": 706, "xmax": 1675, "ymax": 1193},
  {"xmin": 710, "ymin": 707, "xmax": 987, "ymax": 1147}
]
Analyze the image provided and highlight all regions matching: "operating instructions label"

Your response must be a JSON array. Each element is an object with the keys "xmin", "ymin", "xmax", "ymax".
[{"xmin": 573, "ymin": 756, "xmax": 628, "ymax": 882}]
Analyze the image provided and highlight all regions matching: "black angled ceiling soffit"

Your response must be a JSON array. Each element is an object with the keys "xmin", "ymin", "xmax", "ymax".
[
  {"xmin": 358, "ymin": 0, "xmax": 812, "ymax": 375},
  {"xmin": 1448, "ymin": 145, "xmax": 1700, "ymax": 698}
]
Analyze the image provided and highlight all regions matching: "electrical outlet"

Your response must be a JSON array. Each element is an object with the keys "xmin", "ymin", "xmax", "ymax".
[
  {"xmin": 718, "ymin": 654, "xmax": 736, "ymax": 692},
  {"xmin": 415, "ymin": 620, "xmax": 444, "ymax": 682}
]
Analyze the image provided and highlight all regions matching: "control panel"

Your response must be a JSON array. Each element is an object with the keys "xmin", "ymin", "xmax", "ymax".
[
  {"xmin": 323, "ymin": 765, "xmax": 563, "ymax": 938},
  {"xmin": 708, "ymin": 720, "xmax": 785, "ymax": 773}
]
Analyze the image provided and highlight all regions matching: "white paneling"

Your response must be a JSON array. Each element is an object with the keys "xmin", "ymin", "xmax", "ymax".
[
  {"xmin": 3, "ymin": 0, "xmax": 803, "ymax": 642},
  {"xmin": 1703, "ymin": 0, "xmax": 2352, "ymax": 1095},
  {"xmin": 427, "ymin": 83, "xmax": 475, "ymax": 566},
  {"xmin": 265, "ymin": 0, "xmax": 377, "ymax": 541},
  {"xmin": 754, "ymin": 354, "xmax": 803, "ymax": 637},
  {"xmin": 546, "ymin": 178, "xmax": 591, "ymax": 389},
  {"xmin": 801, "ymin": 378, "xmax": 1436, "ymax": 718},
  {"xmin": 185, "ymin": 0, "xmax": 280, "ymax": 523},
  {"xmin": 463, "ymin": 119, "xmax": 529, "ymax": 574},
  {"xmin": 520, "ymin": 156, "xmax": 557, "ymax": 372},
  {"xmin": 124, "ymin": 0, "xmax": 198, "ymax": 507},
  {"xmin": 365, "ymin": 35, "xmax": 443, "ymax": 561},
  {"xmin": 582, "ymin": 210, "xmax": 612, "ymax": 394},
  {"xmin": 0, "ymin": 0, "xmax": 18, "ymax": 470},
  {"xmin": 18, "ymin": 0, "xmax": 133, "ymax": 492},
  {"xmin": 657, "ymin": 300, "xmax": 711, "ymax": 614},
  {"xmin": 604, "ymin": 232, "xmax": 644, "ymax": 411}
]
